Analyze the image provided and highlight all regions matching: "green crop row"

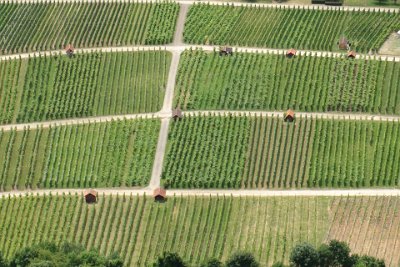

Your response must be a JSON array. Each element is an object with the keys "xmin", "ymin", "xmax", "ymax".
[
  {"xmin": 0, "ymin": 119, "xmax": 160, "ymax": 191},
  {"xmin": 175, "ymin": 49, "xmax": 400, "ymax": 114},
  {"xmin": 0, "ymin": 194, "xmax": 398, "ymax": 266},
  {"xmin": 162, "ymin": 115, "xmax": 400, "ymax": 189},
  {"xmin": 184, "ymin": 4, "xmax": 400, "ymax": 52},
  {"xmin": 0, "ymin": 2, "xmax": 179, "ymax": 54},
  {"xmin": 0, "ymin": 50, "xmax": 171, "ymax": 124}
]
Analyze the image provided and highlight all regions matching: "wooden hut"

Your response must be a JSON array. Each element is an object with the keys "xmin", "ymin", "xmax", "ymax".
[
  {"xmin": 284, "ymin": 109, "xmax": 295, "ymax": 122},
  {"xmin": 219, "ymin": 46, "xmax": 233, "ymax": 56},
  {"xmin": 347, "ymin": 51, "xmax": 356, "ymax": 59},
  {"xmin": 172, "ymin": 108, "xmax": 183, "ymax": 120},
  {"xmin": 65, "ymin": 44, "xmax": 74, "ymax": 56},
  {"xmin": 286, "ymin": 48, "xmax": 297, "ymax": 58},
  {"xmin": 153, "ymin": 188, "xmax": 167, "ymax": 202},
  {"xmin": 338, "ymin": 37, "xmax": 350, "ymax": 50},
  {"xmin": 84, "ymin": 189, "xmax": 98, "ymax": 204}
]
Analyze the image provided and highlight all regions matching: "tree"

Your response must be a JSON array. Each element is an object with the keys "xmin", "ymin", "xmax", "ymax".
[
  {"xmin": 0, "ymin": 252, "xmax": 8, "ymax": 267},
  {"xmin": 201, "ymin": 258, "xmax": 223, "ymax": 267},
  {"xmin": 153, "ymin": 252, "xmax": 186, "ymax": 267},
  {"xmin": 290, "ymin": 243, "xmax": 319, "ymax": 267},
  {"xmin": 317, "ymin": 244, "xmax": 333, "ymax": 267},
  {"xmin": 353, "ymin": 255, "xmax": 385, "ymax": 267},
  {"xmin": 327, "ymin": 240, "xmax": 352, "ymax": 267},
  {"xmin": 225, "ymin": 252, "xmax": 259, "ymax": 267},
  {"xmin": 9, "ymin": 242, "xmax": 122, "ymax": 267}
]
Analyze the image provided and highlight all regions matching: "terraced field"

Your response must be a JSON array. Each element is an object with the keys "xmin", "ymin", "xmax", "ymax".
[
  {"xmin": 184, "ymin": 4, "xmax": 400, "ymax": 52},
  {"xmin": 0, "ymin": 50, "xmax": 171, "ymax": 124},
  {"xmin": 0, "ymin": 119, "xmax": 160, "ymax": 191},
  {"xmin": 0, "ymin": 195, "xmax": 398, "ymax": 266},
  {"xmin": 0, "ymin": 2, "xmax": 179, "ymax": 54},
  {"xmin": 175, "ymin": 50, "xmax": 400, "ymax": 114},
  {"xmin": 162, "ymin": 115, "xmax": 400, "ymax": 188}
]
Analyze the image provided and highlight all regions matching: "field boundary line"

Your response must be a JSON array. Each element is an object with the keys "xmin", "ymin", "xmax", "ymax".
[
  {"xmin": 184, "ymin": 110, "xmax": 400, "ymax": 121},
  {"xmin": 1, "ymin": 188, "xmax": 399, "ymax": 198},
  {"xmin": 1, "ymin": 110, "xmax": 400, "ymax": 132},
  {"xmin": 1, "ymin": 45, "xmax": 399, "ymax": 62},
  {"xmin": 0, "ymin": 112, "xmax": 167, "ymax": 131},
  {"xmin": 1, "ymin": 0, "xmax": 398, "ymax": 12}
]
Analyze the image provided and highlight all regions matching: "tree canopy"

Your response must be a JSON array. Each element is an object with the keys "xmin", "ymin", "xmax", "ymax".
[{"xmin": 5, "ymin": 242, "xmax": 122, "ymax": 267}]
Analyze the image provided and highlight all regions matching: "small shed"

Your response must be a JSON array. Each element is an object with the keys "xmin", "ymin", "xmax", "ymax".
[
  {"xmin": 153, "ymin": 188, "xmax": 167, "ymax": 202},
  {"xmin": 286, "ymin": 48, "xmax": 297, "ymax": 58},
  {"xmin": 219, "ymin": 46, "xmax": 233, "ymax": 56},
  {"xmin": 65, "ymin": 44, "xmax": 74, "ymax": 56},
  {"xmin": 284, "ymin": 109, "xmax": 295, "ymax": 122},
  {"xmin": 84, "ymin": 189, "xmax": 98, "ymax": 204},
  {"xmin": 338, "ymin": 37, "xmax": 350, "ymax": 50},
  {"xmin": 172, "ymin": 108, "xmax": 183, "ymax": 120},
  {"xmin": 347, "ymin": 51, "xmax": 356, "ymax": 59}
]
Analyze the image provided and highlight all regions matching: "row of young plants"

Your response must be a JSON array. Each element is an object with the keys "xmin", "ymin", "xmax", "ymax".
[
  {"xmin": 0, "ymin": 119, "xmax": 160, "ymax": 191},
  {"xmin": 174, "ymin": 49, "xmax": 400, "ymax": 114},
  {"xmin": 0, "ymin": 2, "xmax": 179, "ymax": 54},
  {"xmin": 0, "ymin": 50, "xmax": 171, "ymax": 124},
  {"xmin": 162, "ymin": 114, "xmax": 400, "ymax": 189},
  {"xmin": 0, "ymin": 194, "xmax": 397, "ymax": 266},
  {"xmin": 183, "ymin": 4, "xmax": 399, "ymax": 52},
  {"xmin": 326, "ymin": 195, "xmax": 400, "ymax": 266}
]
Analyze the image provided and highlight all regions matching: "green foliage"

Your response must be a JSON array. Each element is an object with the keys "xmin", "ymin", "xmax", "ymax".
[
  {"xmin": 0, "ymin": 252, "xmax": 7, "ymax": 267},
  {"xmin": 327, "ymin": 240, "xmax": 352, "ymax": 267},
  {"xmin": 201, "ymin": 258, "xmax": 223, "ymax": 267},
  {"xmin": 225, "ymin": 252, "xmax": 259, "ymax": 267},
  {"xmin": 290, "ymin": 243, "xmax": 319, "ymax": 267},
  {"xmin": 152, "ymin": 252, "xmax": 186, "ymax": 267},
  {"xmin": 271, "ymin": 262, "xmax": 287, "ymax": 267},
  {"xmin": 0, "ymin": 119, "xmax": 160, "ymax": 191},
  {"xmin": 175, "ymin": 50, "xmax": 400, "ymax": 115},
  {"xmin": 0, "ymin": 51, "xmax": 171, "ymax": 124},
  {"xmin": 0, "ymin": 3, "xmax": 179, "ymax": 54},
  {"xmin": 163, "ymin": 115, "xmax": 400, "ymax": 189},
  {"xmin": 8, "ymin": 242, "xmax": 122, "ymax": 267},
  {"xmin": 353, "ymin": 255, "xmax": 385, "ymax": 267},
  {"xmin": 184, "ymin": 4, "xmax": 400, "ymax": 52}
]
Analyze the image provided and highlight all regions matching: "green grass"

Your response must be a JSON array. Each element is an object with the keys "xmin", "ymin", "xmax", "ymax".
[
  {"xmin": 162, "ymin": 115, "xmax": 400, "ymax": 188},
  {"xmin": 175, "ymin": 50, "xmax": 400, "ymax": 114},
  {"xmin": 0, "ymin": 194, "xmax": 398, "ymax": 266},
  {"xmin": 0, "ymin": 2, "xmax": 179, "ymax": 54},
  {"xmin": 0, "ymin": 50, "xmax": 171, "ymax": 124},
  {"xmin": 184, "ymin": 4, "xmax": 400, "ymax": 53},
  {"xmin": 0, "ymin": 119, "xmax": 160, "ymax": 191}
]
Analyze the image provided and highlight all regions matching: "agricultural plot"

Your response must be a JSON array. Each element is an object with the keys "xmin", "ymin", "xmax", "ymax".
[
  {"xmin": 0, "ymin": 50, "xmax": 171, "ymax": 124},
  {"xmin": 0, "ymin": 119, "xmax": 160, "ymax": 191},
  {"xmin": 0, "ymin": 2, "xmax": 179, "ymax": 54},
  {"xmin": 0, "ymin": 195, "xmax": 398, "ymax": 266},
  {"xmin": 162, "ymin": 115, "xmax": 400, "ymax": 189},
  {"xmin": 175, "ymin": 50, "xmax": 400, "ymax": 114},
  {"xmin": 184, "ymin": 4, "xmax": 400, "ymax": 53}
]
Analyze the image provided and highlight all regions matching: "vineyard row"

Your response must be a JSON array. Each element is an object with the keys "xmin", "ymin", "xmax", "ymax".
[
  {"xmin": 0, "ymin": 50, "xmax": 171, "ymax": 124},
  {"xmin": 0, "ymin": 119, "xmax": 160, "ymax": 191},
  {"xmin": 0, "ymin": 2, "xmax": 179, "ymax": 55},
  {"xmin": 175, "ymin": 50, "xmax": 400, "ymax": 114},
  {"xmin": 0, "ymin": 195, "xmax": 398, "ymax": 266},
  {"xmin": 162, "ymin": 115, "xmax": 400, "ymax": 189}
]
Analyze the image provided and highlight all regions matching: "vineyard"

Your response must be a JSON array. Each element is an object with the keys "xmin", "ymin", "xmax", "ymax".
[
  {"xmin": 0, "ymin": 2, "xmax": 179, "ymax": 54},
  {"xmin": 0, "ymin": 50, "xmax": 171, "ymax": 124},
  {"xmin": 0, "ymin": 194, "xmax": 398, "ymax": 266},
  {"xmin": 184, "ymin": 4, "xmax": 400, "ymax": 53},
  {"xmin": 0, "ymin": 119, "xmax": 160, "ymax": 191},
  {"xmin": 175, "ymin": 50, "xmax": 400, "ymax": 114},
  {"xmin": 162, "ymin": 115, "xmax": 400, "ymax": 188}
]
